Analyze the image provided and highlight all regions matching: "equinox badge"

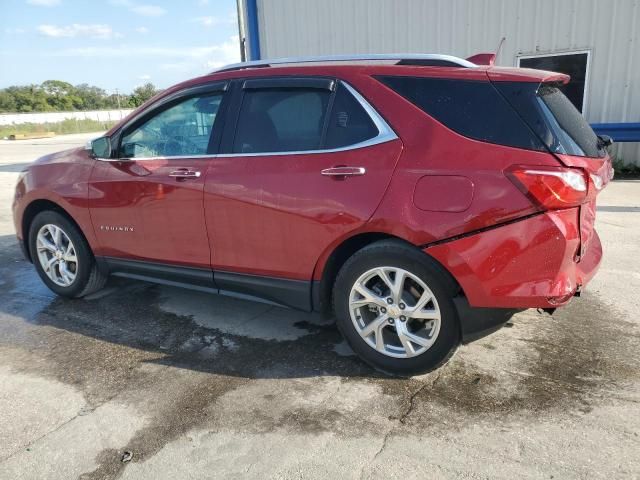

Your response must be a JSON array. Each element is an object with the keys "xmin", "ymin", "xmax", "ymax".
[{"xmin": 100, "ymin": 225, "xmax": 135, "ymax": 232}]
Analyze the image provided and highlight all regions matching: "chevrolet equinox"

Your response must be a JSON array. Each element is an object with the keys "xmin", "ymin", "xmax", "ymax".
[{"xmin": 13, "ymin": 54, "xmax": 613, "ymax": 374}]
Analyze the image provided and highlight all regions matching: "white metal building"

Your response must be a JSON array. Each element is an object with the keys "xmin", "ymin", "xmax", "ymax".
[{"xmin": 237, "ymin": 0, "xmax": 640, "ymax": 164}]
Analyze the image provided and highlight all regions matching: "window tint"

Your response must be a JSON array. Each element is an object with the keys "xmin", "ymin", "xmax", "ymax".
[
  {"xmin": 376, "ymin": 76, "xmax": 546, "ymax": 152},
  {"xmin": 121, "ymin": 94, "xmax": 222, "ymax": 158},
  {"xmin": 325, "ymin": 84, "xmax": 378, "ymax": 149},
  {"xmin": 518, "ymin": 53, "xmax": 588, "ymax": 112},
  {"xmin": 233, "ymin": 88, "xmax": 330, "ymax": 153},
  {"xmin": 494, "ymin": 82, "xmax": 603, "ymax": 158}
]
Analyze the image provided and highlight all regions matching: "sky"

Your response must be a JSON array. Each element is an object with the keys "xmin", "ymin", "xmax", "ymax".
[{"xmin": 0, "ymin": 0, "xmax": 241, "ymax": 93}]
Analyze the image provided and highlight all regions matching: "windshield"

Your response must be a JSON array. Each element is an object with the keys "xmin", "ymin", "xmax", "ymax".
[{"xmin": 494, "ymin": 82, "xmax": 605, "ymax": 158}]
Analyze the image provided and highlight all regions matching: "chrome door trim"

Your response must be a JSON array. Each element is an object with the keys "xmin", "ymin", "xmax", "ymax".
[
  {"xmin": 96, "ymin": 153, "xmax": 214, "ymax": 162},
  {"xmin": 98, "ymin": 80, "xmax": 398, "ymax": 162}
]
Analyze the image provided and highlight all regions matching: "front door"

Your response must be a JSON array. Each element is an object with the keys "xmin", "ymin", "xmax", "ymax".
[{"xmin": 89, "ymin": 88, "xmax": 226, "ymax": 268}]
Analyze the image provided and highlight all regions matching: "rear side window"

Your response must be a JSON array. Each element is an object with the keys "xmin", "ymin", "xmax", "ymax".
[
  {"xmin": 494, "ymin": 82, "xmax": 603, "ymax": 158},
  {"xmin": 325, "ymin": 84, "xmax": 378, "ymax": 149},
  {"xmin": 376, "ymin": 76, "xmax": 546, "ymax": 151},
  {"xmin": 233, "ymin": 88, "xmax": 330, "ymax": 153}
]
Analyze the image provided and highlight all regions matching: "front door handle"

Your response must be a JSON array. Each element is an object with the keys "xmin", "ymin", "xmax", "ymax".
[
  {"xmin": 320, "ymin": 166, "xmax": 366, "ymax": 177},
  {"xmin": 168, "ymin": 169, "xmax": 201, "ymax": 179}
]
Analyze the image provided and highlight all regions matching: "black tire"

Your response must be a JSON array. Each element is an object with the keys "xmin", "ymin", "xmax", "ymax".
[
  {"xmin": 333, "ymin": 239, "xmax": 460, "ymax": 376},
  {"xmin": 28, "ymin": 210, "xmax": 107, "ymax": 298}
]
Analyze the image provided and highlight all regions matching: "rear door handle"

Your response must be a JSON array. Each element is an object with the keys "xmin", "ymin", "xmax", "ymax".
[
  {"xmin": 320, "ymin": 166, "xmax": 366, "ymax": 177},
  {"xmin": 168, "ymin": 169, "xmax": 201, "ymax": 179}
]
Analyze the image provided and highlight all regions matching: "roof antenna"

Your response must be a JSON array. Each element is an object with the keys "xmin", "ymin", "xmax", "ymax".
[{"xmin": 495, "ymin": 36, "xmax": 506, "ymax": 64}]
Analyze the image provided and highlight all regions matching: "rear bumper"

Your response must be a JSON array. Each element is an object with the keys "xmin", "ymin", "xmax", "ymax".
[
  {"xmin": 426, "ymin": 208, "xmax": 602, "ymax": 309},
  {"xmin": 453, "ymin": 295, "xmax": 520, "ymax": 343}
]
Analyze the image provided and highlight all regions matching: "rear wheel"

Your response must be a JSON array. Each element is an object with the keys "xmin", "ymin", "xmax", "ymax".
[
  {"xmin": 29, "ymin": 211, "xmax": 106, "ymax": 298},
  {"xmin": 333, "ymin": 240, "xmax": 460, "ymax": 375}
]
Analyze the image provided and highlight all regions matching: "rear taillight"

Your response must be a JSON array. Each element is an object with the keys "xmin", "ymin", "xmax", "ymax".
[{"xmin": 506, "ymin": 165, "xmax": 588, "ymax": 209}]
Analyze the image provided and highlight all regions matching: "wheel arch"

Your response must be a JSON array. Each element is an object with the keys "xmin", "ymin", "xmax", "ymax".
[
  {"xmin": 21, "ymin": 199, "xmax": 89, "ymax": 263},
  {"xmin": 311, "ymin": 231, "xmax": 462, "ymax": 313}
]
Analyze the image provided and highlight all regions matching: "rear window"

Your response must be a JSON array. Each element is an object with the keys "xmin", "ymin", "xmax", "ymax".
[
  {"xmin": 325, "ymin": 83, "xmax": 378, "ymax": 149},
  {"xmin": 231, "ymin": 81, "xmax": 380, "ymax": 154},
  {"xmin": 233, "ymin": 88, "xmax": 330, "ymax": 153},
  {"xmin": 494, "ymin": 82, "xmax": 604, "ymax": 158},
  {"xmin": 376, "ymin": 76, "xmax": 546, "ymax": 152}
]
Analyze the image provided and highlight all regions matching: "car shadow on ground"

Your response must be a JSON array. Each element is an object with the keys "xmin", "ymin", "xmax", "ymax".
[{"xmin": 0, "ymin": 236, "xmax": 387, "ymax": 381}]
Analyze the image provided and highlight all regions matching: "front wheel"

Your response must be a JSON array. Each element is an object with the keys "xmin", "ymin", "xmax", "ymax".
[
  {"xmin": 333, "ymin": 240, "xmax": 460, "ymax": 375},
  {"xmin": 29, "ymin": 210, "xmax": 106, "ymax": 298}
]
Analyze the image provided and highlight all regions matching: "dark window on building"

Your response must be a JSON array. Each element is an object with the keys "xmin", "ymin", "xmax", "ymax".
[
  {"xmin": 518, "ymin": 52, "xmax": 589, "ymax": 112},
  {"xmin": 376, "ymin": 76, "xmax": 546, "ymax": 152},
  {"xmin": 325, "ymin": 84, "xmax": 379, "ymax": 149},
  {"xmin": 233, "ymin": 88, "xmax": 330, "ymax": 153}
]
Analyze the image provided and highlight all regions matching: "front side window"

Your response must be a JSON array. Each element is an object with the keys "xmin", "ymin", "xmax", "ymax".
[
  {"xmin": 121, "ymin": 94, "xmax": 222, "ymax": 158},
  {"xmin": 233, "ymin": 88, "xmax": 331, "ymax": 153}
]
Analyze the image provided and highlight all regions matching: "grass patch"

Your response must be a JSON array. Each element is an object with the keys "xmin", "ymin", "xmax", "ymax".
[
  {"xmin": 613, "ymin": 157, "xmax": 640, "ymax": 179},
  {"xmin": 0, "ymin": 118, "xmax": 118, "ymax": 139}
]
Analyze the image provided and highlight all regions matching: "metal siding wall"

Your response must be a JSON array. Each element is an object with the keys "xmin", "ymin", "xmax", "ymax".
[{"xmin": 256, "ymin": 0, "xmax": 640, "ymax": 164}]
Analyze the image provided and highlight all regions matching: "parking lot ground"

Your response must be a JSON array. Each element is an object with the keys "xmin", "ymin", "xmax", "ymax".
[{"xmin": 0, "ymin": 134, "xmax": 639, "ymax": 479}]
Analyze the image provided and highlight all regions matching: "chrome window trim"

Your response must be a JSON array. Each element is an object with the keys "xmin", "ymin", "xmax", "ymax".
[
  {"xmin": 108, "ymin": 82, "xmax": 229, "ymax": 162},
  {"xmin": 218, "ymin": 81, "xmax": 398, "ymax": 158},
  {"xmin": 215, "ymin": 54, "xmax": 476, "ymax": 73},
  {"xmin": 100, "ymin": 81, "xmax": 398, "ymax": 161},
  {"xmin": 97, "ymin": 154, "xmax": 213, "ymax": 162}
]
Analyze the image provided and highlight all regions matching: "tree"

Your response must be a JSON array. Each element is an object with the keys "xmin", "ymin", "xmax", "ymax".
[
  {"xmin": 41, "ymin": 80, "xmax": 74, "ymax": 97},
  {"xmin": 5, "ymin": 85, "xmax": 52, "ymax": 112},
  {"xmin": 0, "ymin": 90, "xmax": 17, "ymax": 112},
  {"xmin": 0, "ymin": 81, "xmax": 161, "ymax": 113},
  {"xmin": 40, "ymin": 80, "xmax": 78, "ymax": 110},
  {"xmin": 75, "ymin": 84, "xmax": 109, "ymax": 110},
  {"xmin": 129, "ymin": 83, "xmax": 159, "ymax": 107}
]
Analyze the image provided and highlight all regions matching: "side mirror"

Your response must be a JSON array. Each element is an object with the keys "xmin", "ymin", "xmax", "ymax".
[{"xmin": 90, "ymin": 136, "xmax": 112, "ymax": 159}]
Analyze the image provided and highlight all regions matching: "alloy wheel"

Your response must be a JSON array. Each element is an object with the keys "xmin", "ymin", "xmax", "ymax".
[
  {"xmin": 35, "ymin": 224, "xmax": 78, "ymax": 287},
  {"xmin": 348, "ymin": 267, "xmax": 441, "ymax": 358}
]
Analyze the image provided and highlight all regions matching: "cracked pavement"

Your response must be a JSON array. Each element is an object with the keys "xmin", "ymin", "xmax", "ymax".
[{"xmin": 1, "ymin": 134, "xmax": 639, "ymax": 479}]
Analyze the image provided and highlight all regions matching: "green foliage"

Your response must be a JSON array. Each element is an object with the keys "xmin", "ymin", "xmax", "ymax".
[
  {"xmin": 129, "ymin": 82, "xmax": 159, "ymax": 107},
  {"xmin": 0, "ymin": 81, "xmax": 162, "ymax": 113},
  {"xmin": 0, "ymin": 118, "xmax": 118, "ymax": 139},
  {"xmin": 612, "ymin": 157, "xmax": 640, "ymax": 179}
]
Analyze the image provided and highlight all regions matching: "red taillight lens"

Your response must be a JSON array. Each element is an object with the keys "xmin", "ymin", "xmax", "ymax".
[{"xmin": 506, "ymin": 165, "xmax": 588, "ymax": 209}]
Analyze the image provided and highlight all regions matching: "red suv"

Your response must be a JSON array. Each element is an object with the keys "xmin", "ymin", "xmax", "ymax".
[{"xmin": 13, "ymin": 54, "xmax": 612, "ymax": 374}]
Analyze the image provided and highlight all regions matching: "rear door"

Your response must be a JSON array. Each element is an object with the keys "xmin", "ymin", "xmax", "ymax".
[{"xmin": 203, "ymin": 77, "xmax": 402, "ymax": 292}]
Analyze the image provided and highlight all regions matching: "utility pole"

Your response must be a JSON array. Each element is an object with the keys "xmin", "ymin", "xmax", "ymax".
[{"xmin": 115, "ymin": 88, "xmax": 122, "ymax": 110}]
